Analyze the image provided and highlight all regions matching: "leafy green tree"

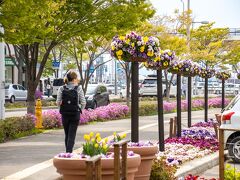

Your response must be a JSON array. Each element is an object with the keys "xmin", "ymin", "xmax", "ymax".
[
  {"xmin": 0, "ymin": 0, "xmax": 155, "ymax": 113},
  {"xmin": 189, "ymin": 23, "xmax": 229, "ymax": 67}
]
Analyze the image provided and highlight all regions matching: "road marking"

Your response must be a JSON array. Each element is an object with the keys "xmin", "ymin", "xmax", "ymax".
[{"xmin": 2, "ymin": 121, "xmax": 169, "ymax": 180}]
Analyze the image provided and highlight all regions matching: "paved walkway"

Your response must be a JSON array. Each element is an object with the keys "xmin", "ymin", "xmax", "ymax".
[{"xmin": 0, "ymin": 109, "xmax": 221, "ymax": 180}]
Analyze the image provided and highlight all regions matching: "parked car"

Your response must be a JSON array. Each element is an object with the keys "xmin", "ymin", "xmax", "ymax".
[
  {"xmin": 85, "ymin": 84, "xmax": 110, "ymax": 109},
  {"xmin": 106, "ymin": 84, "xmax": 121, "ymax": 94},
  {"xmin": 5, "ymin": 84, "xmax": 27, "ymax": 103},
  {"xmin": 220, "ymin": 94, "xmax": 240, "ymax": 162},
  {"xmin": 52, "ymin": 78, "xmax": 64, "ymax": 99},
  {"xmin": 139, "ymin": 75, "xmax": 177, "ymax": 97}
]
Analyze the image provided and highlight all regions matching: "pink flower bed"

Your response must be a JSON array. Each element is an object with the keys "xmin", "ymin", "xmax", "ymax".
[{"xmin": 42, "ymin": 103, "xmax": 129, "ymax": 128}]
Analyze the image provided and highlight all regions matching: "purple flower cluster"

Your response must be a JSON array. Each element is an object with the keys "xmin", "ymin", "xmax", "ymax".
[
  {"xmin": 111, "ymin": 32, "xmax": 160, "ymax": 62},
  {"xmin": 216, "ymin": 71, "xmax": 231, "ymax": 80},
  {"xmin": 43, "ymin": 104, "xmax": 129, "ymax": 128},
  {"xmin": 35, "ymin": 90, "xmax": 43, "ymax": 100},
  {"xmin": 162, "ymin": 97, "xmax": 229, "ymax": 113},
  {"xmin": 144, "ymin": 49, "xmax": 175, "ymax": 70},
  {"xmin": 42, "ymin": 110, "xmax": 62, "ymax": 129},
  {"xmin": 80, "ymin": 103, "xmax": 129, "ymax": 124},
  {"xmin": 159, "ymin": 119, "xmax": 219, "ymax": 166},
  {"xmin": 58, "ymin": 153, "xmax": 73, "ymax": 158},
  {"xmin": 199, "ymin": 67, "xmax": 215, "ymax": 79},
  {"xmin": 128, "ymin": 141, "xmax": 153, "ymax": 147}
]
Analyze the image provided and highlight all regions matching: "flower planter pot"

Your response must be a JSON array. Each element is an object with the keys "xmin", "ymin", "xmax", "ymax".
[
  {"xmin": 131, "ymin": 57, "xmax": 147, "ymax": 62},
  {"xmin": 109, "ymin": 145, "xmax": 158, "ymax": 180},
  {"xmin": 53, "ymin": 154, "xmax": 141, "ymax": 180}
]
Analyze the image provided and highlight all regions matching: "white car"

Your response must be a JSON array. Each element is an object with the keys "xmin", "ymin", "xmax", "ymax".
[
  {"xmin": 221, "ymin": 94, "xmax": 240, "ymax": 162},
  {"xmin": 52, "ymin": 78, "xmax": 64, "ymax": 99},
  {"xmin": 139, "ymin": 75, "xmax": 177, "ymax": 97},
  {"xmin": 5, "ymin": 84, "xmax": 27, "ymax": 103}
]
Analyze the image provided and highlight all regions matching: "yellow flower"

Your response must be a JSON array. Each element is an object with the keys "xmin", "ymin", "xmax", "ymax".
[
  {"xmin": 116, "ymin": 50, "xmax": 123, "ymax": 56},
  {"xmin": 147, "ymin": 51, "xmax": 154, "ymax": 57},
  {"xmin": 84, "ymin": 134, "xmax": 90, "ymax": 141},
  {"xmin": 131, "ymin": 43, "xmax": 135, "ymax": 47},
  {"xmin": 140, "ymin": 46, "xmax": 145, "ymax": 53},
  {"xmin": 103, "ymin": 144, "xmax": 108, "ymax": 150},
  {"xmin": 91, "ymin": 138, "xmax": 95, "ymax": 143},
  {"xmin": 154, "ymin": 56, "xmax": 160, "ymax": 62},
  {"xmin": 111, "ymin": 46, "xmax": 115, "ymax": 51},
  {"xmin": 143, "ymin": 36, "xmax": 149, "ymax": 43},
  {"xmin": 102, "ymin": 141, "xmax": 106, "ymax": 146},
  {"xmin": 113, "ymin": 132, "xmax": 117, "ymax": 136},
  {"xmin": 97, "ymin": 137, "xmax": 102, "ymax": 142},
  {"xmin": 163, "ymin": 61, "xmax": 168, "ymax": 67},
  {"xmin": 126, "ymin": 39, "xmax": 130, "ymax": 44},
  {"xmin": 144, "ymin": 62, "xmax": 148, "ymax": 67},
  {"xmin": 119, "ymin": 36, "xmax": 125, "ymax": 41},
  {"xmin": 94, "ymin": 143, "xmax": 99, "ymax": 148},
  {"xmin": 89, "ymin": 132, "xmax": 94, "ymax": 138},
  {"xmin": 104, "ymin": 138, "xmax": 108, "ymax": 143},
  {"xmin": 121, "ymin": 133, "xmax": 127, "ymax": 139},
  {"xmin": 95, "ymin": 133, "xmax": 100, "ymax": 138},
  {"xmin": 168, "ymin": 51, "xmax": 172, "ymax": 56},
  {"xmin": 117, "ymin": 56, "xmax": 122, "ymax": 60}
]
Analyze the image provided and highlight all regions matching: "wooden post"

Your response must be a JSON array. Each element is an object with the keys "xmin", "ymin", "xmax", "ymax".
[
  {"xmin": 86, "ymin": 155, "xmax": 102, "ymax": 180},
  {"xmin": 114, "ymin": 140, "xmax": 129, "ymax": 180},
  {"xmin": 173, "ymin": 117, "xmax": 177, "ymax": 137},
  {"xmin": 213, "ymin": 123, "xmax": 218, "ymax": 140},
  {"xmin": 215, "ymin": 114, "xmax": 221, "ymax": 125},
  {"xmin": 219, "ymin": 128, "xmax": 224, "ymax": 180},
  {"xmin": 169, "ymin": 118, "xmax": 174, "ymax": 138}
]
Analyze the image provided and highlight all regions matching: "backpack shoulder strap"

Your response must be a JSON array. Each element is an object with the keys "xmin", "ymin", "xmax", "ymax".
[
  {"xmin": 63, "ymin": 85, "xmax": 67, "ymax": 89},
  {"xmin": 74, "ymin": 86, "xmax": 79, "ymax": 90}
]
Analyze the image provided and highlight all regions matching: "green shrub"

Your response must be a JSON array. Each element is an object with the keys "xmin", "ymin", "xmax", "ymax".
[
  {"xmin": 150, "ymin": 158, "xmax": 177, "ymax": 180},
  {"xmin": 0, "ymin": 114, "xmax": 36, "ymax": 142},
  {"xmin": 224, "ymin": 164, "xmax": 240, "ymax": 180}
]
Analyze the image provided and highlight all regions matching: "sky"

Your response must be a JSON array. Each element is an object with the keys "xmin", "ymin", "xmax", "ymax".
[{"xmin": 150, "ymin": 0, "xmax": 240, "ymax": 28}]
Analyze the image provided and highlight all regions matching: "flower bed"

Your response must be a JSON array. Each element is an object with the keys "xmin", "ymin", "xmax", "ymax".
[
  {"xmin": 42, "ymin": 103, "xmax": 129, "ymax": 129},
  {"xmin": 156, "ymin": 120, "xmax": 219, "ymax": 166}
]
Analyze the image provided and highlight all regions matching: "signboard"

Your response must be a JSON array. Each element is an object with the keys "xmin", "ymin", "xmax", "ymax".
[
  {"xmin": 89, "ymin": 65, "xmax": 94, "ymax": 73},
  {"xmin": 5, "ymin": 57, "xmax": 15, "ymax": 66},
  {"xmin": 52, "ymin": 60, "xmax": 60, "ymax": 69}
]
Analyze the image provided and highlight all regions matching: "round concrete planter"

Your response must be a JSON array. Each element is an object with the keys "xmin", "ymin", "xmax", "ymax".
[
  {"xmin": 53, "ymin": 154, "xmax": 141, "ymax": 180},
  {"xmin": 128, "ymin": 146, "xmax": 158, "ymax": 180},
  {"xmin": 109, "ymin": 145, "xmax": 158, "ymax": 180}
]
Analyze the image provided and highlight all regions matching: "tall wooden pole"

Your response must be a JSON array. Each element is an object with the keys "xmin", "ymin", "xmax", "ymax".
[
  {"xmin": 177, "ymin": 74, "xmax": 182, "ymax": 137},
  {"xmin": 222, "ymin": 79, "xmax": 225, "ymax": 110},
  {"xmin": 131, "ymin": 61, "xmax": 139, "ymax": 142},
  {"xmin": 204, "ymin": 77, "xmax": 208, "ymax": 122},
  {"xmin": 188, "ymin": 76, "xmax": 192, "ymax": 127},
  {"xmin": 157, "ymin": 69, "xmax": 164, "ymax": 151}
]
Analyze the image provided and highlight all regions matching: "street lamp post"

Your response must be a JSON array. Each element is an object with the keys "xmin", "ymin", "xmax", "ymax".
[{"xmin": 0, "ymin": 25, "xmax": 5, "ymax": 120}]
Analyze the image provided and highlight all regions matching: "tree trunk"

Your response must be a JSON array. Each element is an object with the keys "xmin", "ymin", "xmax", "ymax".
[
  {"xmin": 27, "ymin": 81, "xmax": 36, "ymax": 114},
  {"xmin": 17, "ymin": 59, "xmax": 23, "ymax": 85},
  {"xmin": 164, "ymin": 70, "xmax": 170, "ymax": 102}
]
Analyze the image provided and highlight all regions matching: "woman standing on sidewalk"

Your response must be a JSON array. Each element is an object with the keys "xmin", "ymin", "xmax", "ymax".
[{"xmin": 56, "ymin": 71, "xmax": 86, "ymax": 153}]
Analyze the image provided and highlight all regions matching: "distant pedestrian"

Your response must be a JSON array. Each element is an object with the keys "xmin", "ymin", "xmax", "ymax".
[
  {"xmin": 56, "ymin": 71, "xmax": 86, "ymax": 153},
  {"xmin": 182, "ymin": 83, "xmax": 187, "ymax": 97},
  {"xmin": 46, "ymin": 83, "xmax": 51, "ymax": 98}
]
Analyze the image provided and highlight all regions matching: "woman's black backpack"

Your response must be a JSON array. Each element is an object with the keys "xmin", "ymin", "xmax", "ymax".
[{"xmin": 60, "ymin": 86, "xmax": 81, "ymax": 114}]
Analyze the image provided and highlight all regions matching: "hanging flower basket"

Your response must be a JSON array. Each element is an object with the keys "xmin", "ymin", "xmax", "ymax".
[
  {"xmin": 168, "ymin": 60, "xmax": 182, "ymax": 74},
  {"xmin": 180, "ymin": 61, "xmax": 201, "ymax": 77},
  {"xmin": 143, "ymin": 49, "xmax": 175, "ymax": 70},
  {"xmin": 199, "ymin": 67, "xmax": 215, "ymax": 79},
  {"xmin": 215, "ymin": 71, "xmax": 231, "ymax": 81},
  {"xmin": 111, "ymin": 32, "xmax": 161, "ymax": 62}
]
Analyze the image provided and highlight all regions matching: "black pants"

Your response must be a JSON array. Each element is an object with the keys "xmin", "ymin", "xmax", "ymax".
[{"xmin": 62, "ymin": 112, "xmax": 80, "ymax": 153}]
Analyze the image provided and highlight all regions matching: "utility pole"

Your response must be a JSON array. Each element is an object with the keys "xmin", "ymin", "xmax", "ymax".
[{"xmin": 0, "ymin": 25, "xmax": 5, "ymax": 120}]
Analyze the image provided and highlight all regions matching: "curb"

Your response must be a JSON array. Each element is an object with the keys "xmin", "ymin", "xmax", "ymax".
[
  {"xmin": 5, "ymin": 106, "xmax": 58, "ymax": 112},
  {"xmin": 175, "ymin": 151, "xmax": 228, "ymax": 178}
]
